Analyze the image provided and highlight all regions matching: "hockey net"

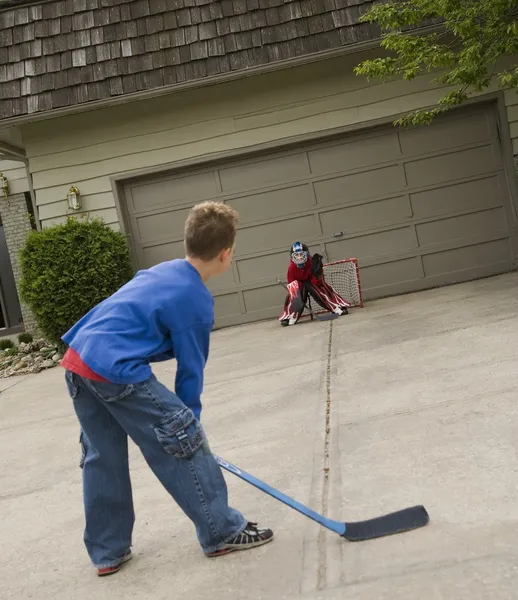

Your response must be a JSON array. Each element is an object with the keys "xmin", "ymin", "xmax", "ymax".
[{"xmin": 302, "ymin": 257, "xmax": 363, "ymax": 317}]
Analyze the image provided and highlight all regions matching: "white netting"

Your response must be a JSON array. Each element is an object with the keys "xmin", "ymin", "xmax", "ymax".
[
  {"xmin": 322, "ymin": 259, "xmax": 363, "ymax": 308},
  {"xmin": 302, "ymin": 258, "xmax": 363, "ymax": 317}
]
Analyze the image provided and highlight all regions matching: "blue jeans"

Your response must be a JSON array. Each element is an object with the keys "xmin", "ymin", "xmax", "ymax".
[{"xmin": 65, "ymin": 371, "xmax": 247, "ymax": 568}]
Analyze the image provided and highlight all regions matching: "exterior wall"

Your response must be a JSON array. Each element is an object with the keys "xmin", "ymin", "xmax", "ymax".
[
  {"xmin": 19, "ymin": 50, "xmax": 518, "ymax": 230},
  {"xmin": 505, "ymin": 89, "xmax": 518, "ymax": 163},
  {"xmin": 0, "ymin": 192, "xmax": 39, "ymax": 334},
  {"xmin": 0, "ymin": 158, "xmax": 29, "ymax": 195}
]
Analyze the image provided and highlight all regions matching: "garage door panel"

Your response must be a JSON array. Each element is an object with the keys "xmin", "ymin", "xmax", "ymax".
[
  {"xmin": 314, "ymin": 165, "xmax": 405, "ymax": 207},
  {"xmin": 227, "ymin": 184, "xmax": 313, "ymax": 224},
  {"xmin": 360, "ymin": 257, "xmax": 424, "ymax": 289},
  {"xmin": 236, "ymin": 251, "xmax": 287, "ymax": 285},
  {"xmin": 127, "ymin": 171, "xmax": 218, "ymax": 214},
  {"xmin": 243, "ymin": 285, "xmax": 283, "ymax": 313},
  {"xmin": 410, "ymin": 176, "xmax": 503, "ymax": 219},
  {"xmin": 141, "ymin": 241, "xmax": 184, "ymax": 268},
  {"xmin": 325, "ymin": 227, "xmax": 418, "ymax": 262},
  {"xmin": 205, "ymin": 268, "xmax": 236, "ymax": 292},
  {"xmin": 133, "ymin": 207, "xmax": 190, "ymax": 244},
  {"xmin": 320, "ymin": 196, "xmax": 411, "ymax": 236},
  {"xmin": 236, "ymin": 215, "xmax": 318, "ymax": 256},
  {"xmin": 405, "ymin": 145, "xmax": 499, "ymax": 188},
  {"xmin": 422, "ymin": 239, "xmax": 512, "ymax": 277},
  {"xmin": 308, "ymin": 132, "xmax": 399, "ymax": 176},
  {"xmin": 416, "ymin": 208, "xmax": 508, "ymax": 247},
  {"xmin": 219, "ymin": 153, "xmax": 309, "ymax": 193},
  {"xmin": 399, "ymin": 112, "xmax": 492, "ymax": 156},
  {"xmin": 214, "ymin": 293, "xmax": 242, "ymax": 319}
]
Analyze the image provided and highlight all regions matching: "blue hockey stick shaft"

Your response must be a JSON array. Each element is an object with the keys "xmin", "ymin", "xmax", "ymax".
[{"xmin": 213, "ymin": 454, "xmax": 346, "ymax": 536}]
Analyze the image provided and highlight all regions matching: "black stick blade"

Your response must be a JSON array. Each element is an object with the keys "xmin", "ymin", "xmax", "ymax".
[
  {"xmin": 342, "ymin": 505, "xmax": 429, "ymax": 542},
  {"xmin": 314, "ymin": 312, "xmax": 340, "ymax": 322}
]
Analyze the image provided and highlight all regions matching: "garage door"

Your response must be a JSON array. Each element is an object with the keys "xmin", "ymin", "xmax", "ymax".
[{"xmin": 122, "ymin": 104, "xmax": 517, "ymax": 327}]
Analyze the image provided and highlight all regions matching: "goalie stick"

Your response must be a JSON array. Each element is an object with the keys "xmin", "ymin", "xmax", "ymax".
[
  {"xmin": 214, "ymin": 455, "xmax": 429, "ymax": 542},
  {"xmin": 275, "ymin": 278, "xmax": 340, "ymax": 322}
]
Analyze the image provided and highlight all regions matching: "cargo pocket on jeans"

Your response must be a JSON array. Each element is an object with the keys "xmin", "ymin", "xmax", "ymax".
[{"xmin": 153, "ymin": 407, "xmax": 205, "ymax": 459}]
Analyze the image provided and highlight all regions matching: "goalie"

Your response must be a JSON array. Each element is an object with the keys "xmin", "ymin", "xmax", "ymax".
[{"xmin": 279, "ymin": 242, "xmax": 350, "ymax": 326}]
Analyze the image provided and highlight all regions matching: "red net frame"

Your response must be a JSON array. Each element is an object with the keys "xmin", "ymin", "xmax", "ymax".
[{"xmin": 301, "ymin": 257, "xmax": 364, "ymax": 318}]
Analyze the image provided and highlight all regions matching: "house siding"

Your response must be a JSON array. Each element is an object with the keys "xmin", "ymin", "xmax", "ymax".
[
  {"xmin": 0, "ymin": 158, "xmax": 29, "ymax": 195},
  {"xmin": 19, "ymin": 52, "xmax": 518, "ymax": 231},
  {"xmin": 505, "ymin": 89, "xmax": 518, "ymax": 160}
]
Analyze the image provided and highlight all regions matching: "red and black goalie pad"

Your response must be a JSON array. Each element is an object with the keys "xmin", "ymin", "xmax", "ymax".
[
  {"xmin": 278, "ymin": 281, "xmax": 305, "ymax": 325},
  {"xmin": 279, "ymin": 277, "xmax": 349, "ymax": 325},
  {"xmin": 305, "ymin": 277, "xmax": 350, "ymax": 314}
]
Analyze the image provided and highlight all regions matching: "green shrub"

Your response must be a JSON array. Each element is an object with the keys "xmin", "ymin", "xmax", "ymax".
[
  {"xmin": 20, "ymin": 217, "xmax": 134, "ymax": 347},
  {"xmin": 18, "ymin": 332, "xmax": 33, "ymax": 344},
  {"xmin": 0, "ymin": 339, "xmax": 14, "ymax": 350},
  {"xmin": 3, "ymin": 347, "xmax": 18, "ymax": 357}
]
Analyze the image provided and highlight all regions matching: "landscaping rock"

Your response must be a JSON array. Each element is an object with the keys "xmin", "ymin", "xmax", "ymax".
[{"xmin": 0, "ymin": 339, "xmax": 62, "ymax": 378}]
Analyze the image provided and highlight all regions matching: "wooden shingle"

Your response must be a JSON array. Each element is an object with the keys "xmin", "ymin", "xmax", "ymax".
[
  {"xmin": 184, "ymin": 24, "xmax": 199, "ymax": 44},
  {"xmin": 0, "ymin": 0, "xmax": 379, "ymax": 119},
  {"xmin": 198, "ymin": 21, "xmax": 217, "ymax": 40},
  {"xmin": 109, "ymin": 75, "xmax": 124, "ymax": 95},
  {"xmin": 160, "ymin": 65, "xmax": 176, "ymax": 85},
  {"xmin": 189, "ymin": 6, "xmax": 202, "ymax": 24},
  {"xmin": 163, "ymin": 11, "xmax": 177, "ymax": 28},
  {"xmin": 228, "ymin": 16, "xmax": 241, "ymax": 33},
  {"xmin": 208, "ymin": 37, "xmax": 225, "ymax": 56},
  {"xmin": 209, "ymin": 2, "xmax": 223, "ymax": 20},
  {"xmin": 120, "ymin": 3, "xmax": 132, "ymax": 20},
  {"xmin": 176, "ymin": 8, "xmax": 191, "ymax": 26},
  {"xmin": 199, "ymin": 5, "xmax": 211, "ymax": 23},
  {"xmin": 149, "ymin": 0, "xmax": 168, "ymax": 15},
  {"xmin": 0, "ymin": 10, "xmax": 15, "ymax": 29},
  {"xmin": 144, "ymin": 33, "xmax": 161, "ymax": 51},
  {"xmin": 130, "ymin": 0, "xmax": 150, "ymax": 19}
]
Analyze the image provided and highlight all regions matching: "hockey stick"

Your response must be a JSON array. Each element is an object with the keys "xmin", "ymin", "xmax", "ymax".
[
  {"xmin": 275, "ymin": 279, "xmax": 339, "ymax": 322},
  {"xmin": 214, "ymin": 455, "xmax": 429, "ymax": 541}
]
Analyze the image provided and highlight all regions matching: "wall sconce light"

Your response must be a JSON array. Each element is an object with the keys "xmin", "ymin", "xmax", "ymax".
[
  {"xmin": 0, "ymin": 173, "xmax": 9, "ymax": 200},
  {"xmin": 67, "ymin": 185, "xmax": 81, "ymax": 210}
]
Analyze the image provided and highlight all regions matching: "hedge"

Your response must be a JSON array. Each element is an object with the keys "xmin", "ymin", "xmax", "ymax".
[{"xmin": 20, "ymin": 217, "xmax": 134, "ymax": 346}]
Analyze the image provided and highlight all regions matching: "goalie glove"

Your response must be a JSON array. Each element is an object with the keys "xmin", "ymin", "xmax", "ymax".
[{"xmin": 311, "ymin": 253, "xmax": 324, "ymax": 279}]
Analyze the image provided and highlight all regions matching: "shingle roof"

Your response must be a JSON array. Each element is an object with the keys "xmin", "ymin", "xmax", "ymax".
[{"xmin": 0, "ymin": 0, "xmax": 379, "ymax": 121}]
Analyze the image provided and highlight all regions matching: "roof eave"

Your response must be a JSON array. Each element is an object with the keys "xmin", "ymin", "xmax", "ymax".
[
  {"xmin": 0, "ymin": 40, "xmax": 381, "ymax": 130},
  {"xmin": 0, "ymin": 140, "xmax": 26, "ymax": 159}
]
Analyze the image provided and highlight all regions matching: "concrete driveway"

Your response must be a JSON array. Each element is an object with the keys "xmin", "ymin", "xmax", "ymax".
[{"xmin": 1, "ymin": 274, "xmax": 517, "ymax": 600}]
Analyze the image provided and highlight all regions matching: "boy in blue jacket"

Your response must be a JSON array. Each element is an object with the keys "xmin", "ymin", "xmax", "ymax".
[{"xmin": 61, "ymin": 201, "xmax": 273, "ymax": 576}]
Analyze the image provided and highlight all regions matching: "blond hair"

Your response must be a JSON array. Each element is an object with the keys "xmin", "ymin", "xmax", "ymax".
[{"xmin": 184, "ymin": 201, "xmax": 239, "ymax": 260}]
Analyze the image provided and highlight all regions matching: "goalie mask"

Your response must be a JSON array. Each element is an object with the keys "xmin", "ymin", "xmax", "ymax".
[{"xmin": 290, "ymin": 242, "xmax": 309, "ymax": 268}]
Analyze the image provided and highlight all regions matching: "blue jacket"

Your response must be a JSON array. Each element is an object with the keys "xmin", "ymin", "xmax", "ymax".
[{"xmin": 62, "ymin": 259, "xmax": 213, "ymax": 420}]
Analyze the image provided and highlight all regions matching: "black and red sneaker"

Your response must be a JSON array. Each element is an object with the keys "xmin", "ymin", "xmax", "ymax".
[
  {"xmin": 96, "ymin": 549, "xmax": 132, "ymax": 577},
  {"xmin": 205, "ymin": 522, "xmax": 274, "ymax": 557}
]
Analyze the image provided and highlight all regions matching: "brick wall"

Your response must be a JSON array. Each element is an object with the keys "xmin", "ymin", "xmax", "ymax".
[{"xmin": 0, "ymin": 192, "xmax": 39, "ymax": 335}]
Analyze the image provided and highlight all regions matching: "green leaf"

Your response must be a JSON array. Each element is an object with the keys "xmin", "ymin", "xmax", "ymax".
[{"xmin": 355, "ymin": 0, "xmax": 518, "ymax": 125}]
